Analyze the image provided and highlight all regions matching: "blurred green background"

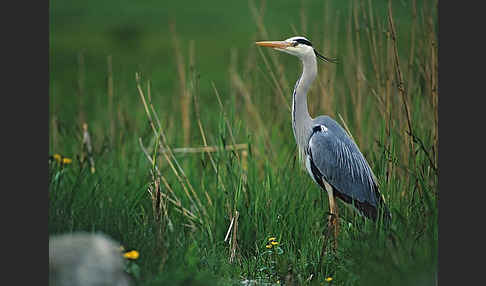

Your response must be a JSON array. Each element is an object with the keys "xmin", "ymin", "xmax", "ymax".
[{"xmin": 49, "ymin": 0, "xmax": 406, "ymax": 122}]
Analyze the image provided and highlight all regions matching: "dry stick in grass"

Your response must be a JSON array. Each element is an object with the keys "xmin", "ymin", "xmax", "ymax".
[
  {"xmin": 139, "ymin": 138, "xmax": 201, "ymax": 226},
  {"xmin": 144, "ymin": 78, "xmax": 208, "ymax": 214},
  {"xmin": 162, "ymin": 144, "xmax": 249, "ymax": 154},
  {"xmin": 229, "ymin": 210, "xmax": 239, "ymax": 263},
  {"xmin": 82, "ymin": 123, "xmax": 96, "ymax": 174},
  {"xmin": 136, "ymin": 73, "xmax": 207, "ymax": 221}
]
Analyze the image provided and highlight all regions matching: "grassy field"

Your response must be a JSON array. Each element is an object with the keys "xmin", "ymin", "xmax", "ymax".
[{"xmin": 49, "ymin": 0, "xmax": 438, "ymax": 285}]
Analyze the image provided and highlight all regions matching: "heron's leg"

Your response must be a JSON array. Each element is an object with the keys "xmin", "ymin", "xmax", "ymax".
[{"xmin": 325, "ymin": 182, "xmax": 339, "ymax": 250}]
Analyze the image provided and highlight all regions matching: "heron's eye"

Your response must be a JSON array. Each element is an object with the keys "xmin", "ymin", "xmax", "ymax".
[{"xmin": 292, "ymin": 42, "xmax": 298, "ymax": 47}]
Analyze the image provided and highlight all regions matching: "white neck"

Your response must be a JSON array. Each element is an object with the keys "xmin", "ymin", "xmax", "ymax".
[{"xmin": 292, "ymin": 53, "xmax": 317, "ymax": 153}]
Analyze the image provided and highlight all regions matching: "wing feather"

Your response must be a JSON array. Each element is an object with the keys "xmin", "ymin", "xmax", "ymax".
[{"xmin": 307, "ymin": 121, "xmax": 378, "ymax": 207}]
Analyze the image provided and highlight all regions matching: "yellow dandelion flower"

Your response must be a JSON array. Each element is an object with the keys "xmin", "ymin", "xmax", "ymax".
[
  {"xmin": 271, "ymin": 241, "xmax": 279, "ymax": 246},
  {"xmin": 265, "ymin": 244, "xmax": 272, "ymax": 249},
  {"xmin": 53, "ymin": 154, "xmax": 62, "ymax": 163},
  {"xmin": 62, "ymin": 157, "xmax": 72, "ymax": 164},
  {"xmin": 268, "ymin": 237, "xmax": 277, "ymax": 242},
  {"xmin": 123, "ymin": 250, "xmax": 140, "ymax": 260},
  {"xmin": 325, "ymin": 277, "xmax": 333, "ymax": 282}
]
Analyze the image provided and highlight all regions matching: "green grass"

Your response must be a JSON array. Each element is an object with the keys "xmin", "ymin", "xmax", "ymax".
[{"xmin": 49, "ymin": 0, "xmax": 438, "ymax": 285}]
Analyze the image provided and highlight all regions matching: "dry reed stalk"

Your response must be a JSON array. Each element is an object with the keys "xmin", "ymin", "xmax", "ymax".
[
  {"xmin": 388, "ymin": 0, "xmax": 415, "ymax": 164},
  {"xmin": 170, "ymin": 23, "xmax": 191, "ymax": 146},
  {"xmin": 351, "ymin": 0, "xmax": 364, "ymax": 140},
  {"xmin": 241, "ymin": 150, "xmax": 248, "ymax": 185},
  {"xmin": 139, "ymin": 138, "xmax": 201, "ymax": 226},
  {"xmin": 229, "ymin": 210, "xmax": 239, "ymax": 263},
  {"xmin": 426, "ymin": 4, "xmax": 438, "ymax": 167},
  {"xmin": 162, "ymin": 144, "xmax": 248, "ymax": 154},
  {"xmin": 147, "ymin": 175, "xmax": 170, "ymax": 271},
  {"xmin": 148, "ymin": 175, "xmax": 168, "ymax": 228},
  {"xmin": 407, "ymin": 0, "xmax": 417, "ymax": 84},
  {"xmin": 136, "ymin": 72, "xmax": 208, "ymax": 222},
  {"xmin": 82, "ymin": 123, "xmax": 96, "ymax": 174},
  {"xmin": 107, "ymin": 55, "xmax": 115, "ymax": 144},
  {"xmin": 385, "ymin": 34, "xmax": 394, "ymax": 185}
]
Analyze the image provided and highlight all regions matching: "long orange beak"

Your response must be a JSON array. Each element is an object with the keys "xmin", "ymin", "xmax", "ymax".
[{"xmin": 255, "ymin": 41, "xmax": 291, "ymax": 49}]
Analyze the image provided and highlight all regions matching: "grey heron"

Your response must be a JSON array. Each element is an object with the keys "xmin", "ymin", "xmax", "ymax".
[{"xmin": 256, "ymin": 36, "xmax": 391, "ymax": 246}]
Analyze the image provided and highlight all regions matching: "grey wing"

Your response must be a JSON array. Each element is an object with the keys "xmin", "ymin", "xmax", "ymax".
[{"xmin": 307, "ymin": 123, "xmax": 379, "ymax": 214}]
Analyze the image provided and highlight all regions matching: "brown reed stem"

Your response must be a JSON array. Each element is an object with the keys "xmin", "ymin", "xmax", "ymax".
[
  {"xmin": 388, "ymin": 1, "xmax": 414, "ymax": 152},
  {"xmin": 170, "ymin": 23, "xmax": 191, "ymax": 146}
]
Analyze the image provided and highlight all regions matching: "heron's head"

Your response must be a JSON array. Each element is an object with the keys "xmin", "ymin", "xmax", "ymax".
[{"xmin": 255, "ymin": 36, "xmax": 337, "ymax": 63}]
